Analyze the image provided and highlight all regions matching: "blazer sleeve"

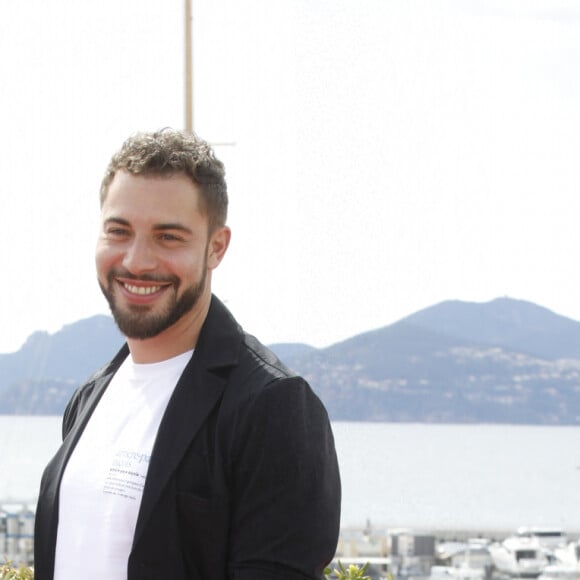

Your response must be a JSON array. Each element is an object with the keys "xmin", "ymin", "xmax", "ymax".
[{"xmin": 227, "ymin": 376, "xmax": 341, "ymax": 580}]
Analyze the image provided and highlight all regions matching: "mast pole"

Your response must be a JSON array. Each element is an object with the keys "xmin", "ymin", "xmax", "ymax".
[{"xmin": 184, "ymin": 0, "xmax": 193, "ymax": 132}]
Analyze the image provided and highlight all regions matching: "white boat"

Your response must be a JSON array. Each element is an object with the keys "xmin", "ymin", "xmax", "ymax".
[
  {"xmin": 552, "ymin": 542, "xmax": 580, "ymax": 569},
  {"xmin": 542, "ymin": 541, "xmax": 580, "ymax": 580},
  {"xmin": 517, "ymin": 528, "xmax": 568, "ymax": 551},
  {"xmin": 489, "ymin": 535, "xmax": 547, "ymax": 578},
  {"xmin": 434, "ymin": 539, "xmax": 493, "ymax": 580},
  {"xmin": 538, "ymin": 565, "xmax": 579, "ymax": 580}
]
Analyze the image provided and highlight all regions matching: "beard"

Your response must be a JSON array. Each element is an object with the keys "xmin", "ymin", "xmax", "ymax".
[{"xmin": 99, "ymin": 266, "xmax": 207, "ymax": 340}]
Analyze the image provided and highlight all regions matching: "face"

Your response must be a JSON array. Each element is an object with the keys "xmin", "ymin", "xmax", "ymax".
[{"xmin": 96, "ymin": 171, "xmax": 229, "ymax": 341}]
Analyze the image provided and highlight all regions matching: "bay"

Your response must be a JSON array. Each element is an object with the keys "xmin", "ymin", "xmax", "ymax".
[
  {"xmin": 333, "ymin": 421, "xmax": 580, "ymax": 532},
  {"xmin": 1, "ymin": 416, "xmax": 579, "ymax": 534}
]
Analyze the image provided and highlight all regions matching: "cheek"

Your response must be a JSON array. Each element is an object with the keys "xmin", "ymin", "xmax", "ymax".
[
  {"xmin": 173, "ymin": 248, "xmax": 208, "ymax": 279},
  {"xmin": 95, "ymin": 243, "xmax": 119, "ymax": 278},
  {"xmin": 175, "ymin": 261, "xmax": 200, "ymax": 285}
]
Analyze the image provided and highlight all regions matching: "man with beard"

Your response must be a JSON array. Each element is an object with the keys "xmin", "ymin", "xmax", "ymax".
[{"xmin": 34, "ymin": 129, "xmax": 341, "ymax": 580}]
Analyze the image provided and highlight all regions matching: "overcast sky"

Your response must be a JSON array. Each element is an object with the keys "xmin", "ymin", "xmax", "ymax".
[{"xmin": 1, "ymin": 0, "xmax": 579, "ymax": 353}]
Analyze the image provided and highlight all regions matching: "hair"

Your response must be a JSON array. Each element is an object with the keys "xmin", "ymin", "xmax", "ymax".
[{"xmin": 100, "ymin": 128, "xmax": 228, "ymax": 231}]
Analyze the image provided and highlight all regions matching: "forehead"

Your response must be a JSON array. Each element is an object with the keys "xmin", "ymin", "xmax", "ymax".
[{"xmin": 102, "ymin": 171, "xmax": 205, "ymax": 222}]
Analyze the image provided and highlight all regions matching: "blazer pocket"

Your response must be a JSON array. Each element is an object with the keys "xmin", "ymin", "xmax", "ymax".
[
  {"xmin": 177, "ymin": 492, "xmax": 230, "ymax": 580},
  {"xmin": 177, "ymin": 491, "xmax": 213, "ymax": 514}
]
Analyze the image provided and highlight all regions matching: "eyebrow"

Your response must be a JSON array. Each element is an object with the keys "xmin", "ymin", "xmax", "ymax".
[
  {"xmin": 153, "ymin": 222, "xmax": 193, "ymax": 235},
  {"xmin": 104, "ymin": 217, "xmax": 130, "ymax": 227},
  {"xmin": 103, "ymin": 217, "xmax": 193, "ymax": 235}
]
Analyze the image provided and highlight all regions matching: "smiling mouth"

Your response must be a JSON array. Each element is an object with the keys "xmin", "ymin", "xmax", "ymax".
[{"xmin": 122, "ymin": 283, "xmax": 166, "ymax": 295}]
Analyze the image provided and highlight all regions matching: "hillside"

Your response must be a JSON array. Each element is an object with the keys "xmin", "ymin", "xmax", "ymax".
[{"xmin": 1, "ymin": 298, "xmax": 579, "ymax": 423}]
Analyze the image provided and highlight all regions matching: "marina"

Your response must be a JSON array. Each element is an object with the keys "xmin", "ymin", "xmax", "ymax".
[
  {"xmin": 2, "ymin": 500, "xmax": 579, "ymax": 578},
  {"xmin": 2, "ymin": 503, "xmax": 580, "ymax": 574},
  {"xmin": 331, "ymin": 526, "xmax": 580, "ymax": 580}
]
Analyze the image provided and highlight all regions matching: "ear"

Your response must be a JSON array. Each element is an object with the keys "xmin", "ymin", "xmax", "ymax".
[{"xmin": 207, "ymin": 226, "xmax": 231, "ymax": 270}]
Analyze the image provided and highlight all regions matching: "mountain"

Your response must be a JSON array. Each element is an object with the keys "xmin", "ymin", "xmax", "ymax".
[
  {"xmin": 1, "ymin": 297, "xmax": 579, "ymax": 424},
  {"xmin": 402, "ymin": 297, "xmax": 580, "ymax": 360},
  {"xmin": 0, "ymin": 315, "xmax": 124, "ymax": 385},
  {"xmin": 279, "ymin": 298, "xmax": 580, "ymax": 424},
  {"xmin": 0, "ymin": 315, "xmax": 124, "ymax": 414}
]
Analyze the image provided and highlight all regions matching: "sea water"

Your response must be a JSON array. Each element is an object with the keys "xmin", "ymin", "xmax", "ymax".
[
  {"xmin": 1, "ymin": 416, "xmax": 579, "ymax": 532},
  {"xmin": 333, "ymin": 421, "xmax": 580, "ymax": 531}
]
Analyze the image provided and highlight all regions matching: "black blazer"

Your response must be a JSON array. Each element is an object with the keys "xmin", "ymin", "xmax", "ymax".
[{"xmin": 34, "ymin": 296, "xmax": 341, "ymax": 580}]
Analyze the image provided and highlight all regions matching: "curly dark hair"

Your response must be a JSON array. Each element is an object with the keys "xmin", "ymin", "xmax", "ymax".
[{"xmin": 100, "ymin": 128, "xmax": 228, "ymax": 231}]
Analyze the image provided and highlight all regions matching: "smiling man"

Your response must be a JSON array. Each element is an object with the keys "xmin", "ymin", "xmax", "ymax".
[{"xmin": 34, "ymin": 129, "xmax": 341, "ymax": 580}]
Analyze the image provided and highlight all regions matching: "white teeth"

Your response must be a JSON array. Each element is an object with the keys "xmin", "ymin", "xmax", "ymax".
[{"xmin": 124, "ymin": 284, "xmax": 162, "ymax": 295}]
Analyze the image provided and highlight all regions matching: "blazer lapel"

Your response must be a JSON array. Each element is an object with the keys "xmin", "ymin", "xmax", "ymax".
[
  {"xmin": 132, "ymin": 358, "xmax": 226, "ymax": 544},
  {"xmin": 132, "ymin": 295, "xmax": 242, "ymax": 545}
]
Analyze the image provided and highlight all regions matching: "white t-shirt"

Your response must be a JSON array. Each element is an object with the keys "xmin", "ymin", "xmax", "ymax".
[{"xmin": 53, "ymin": 350, "xmax": 193, "ymax": 580}]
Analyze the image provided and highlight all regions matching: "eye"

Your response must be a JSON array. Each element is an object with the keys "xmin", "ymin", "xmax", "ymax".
[
  {"xmin": 158, "ymin": 232, "xmax": 184, "ymax": 242},
  {"xmin": 106, "ymin": 227, "xmax": 130, "ymax": 238}
]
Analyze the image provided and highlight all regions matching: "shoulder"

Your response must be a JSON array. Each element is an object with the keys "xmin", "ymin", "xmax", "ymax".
[
  {"xmin": 232, "ymin": 331, "xmax": 323, "ymax": 405},
  {"xmin": 224, "ymin": 331, "xmax": 330, "ymax": 431},
  {"xmin": 62, "ymin": 344, "xmax": 129, "ymax": 437},
  {"xmin": 238, "ymin": 332, "xmax": 296, "ymax": 382},
  {"xmin": 201, "ymin": 295, "xmax": 304, "ymax": 390}
]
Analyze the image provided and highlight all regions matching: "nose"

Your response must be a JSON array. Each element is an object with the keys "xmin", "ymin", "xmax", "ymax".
[{"xmin": 122, "ymin": 236, "xmax": 158, "ymax": 275}]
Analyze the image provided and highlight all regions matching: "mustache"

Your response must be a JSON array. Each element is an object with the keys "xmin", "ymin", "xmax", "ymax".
[{"xmin": 107, "ymin": 269, "xmax": 179, "ymax": 285}]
